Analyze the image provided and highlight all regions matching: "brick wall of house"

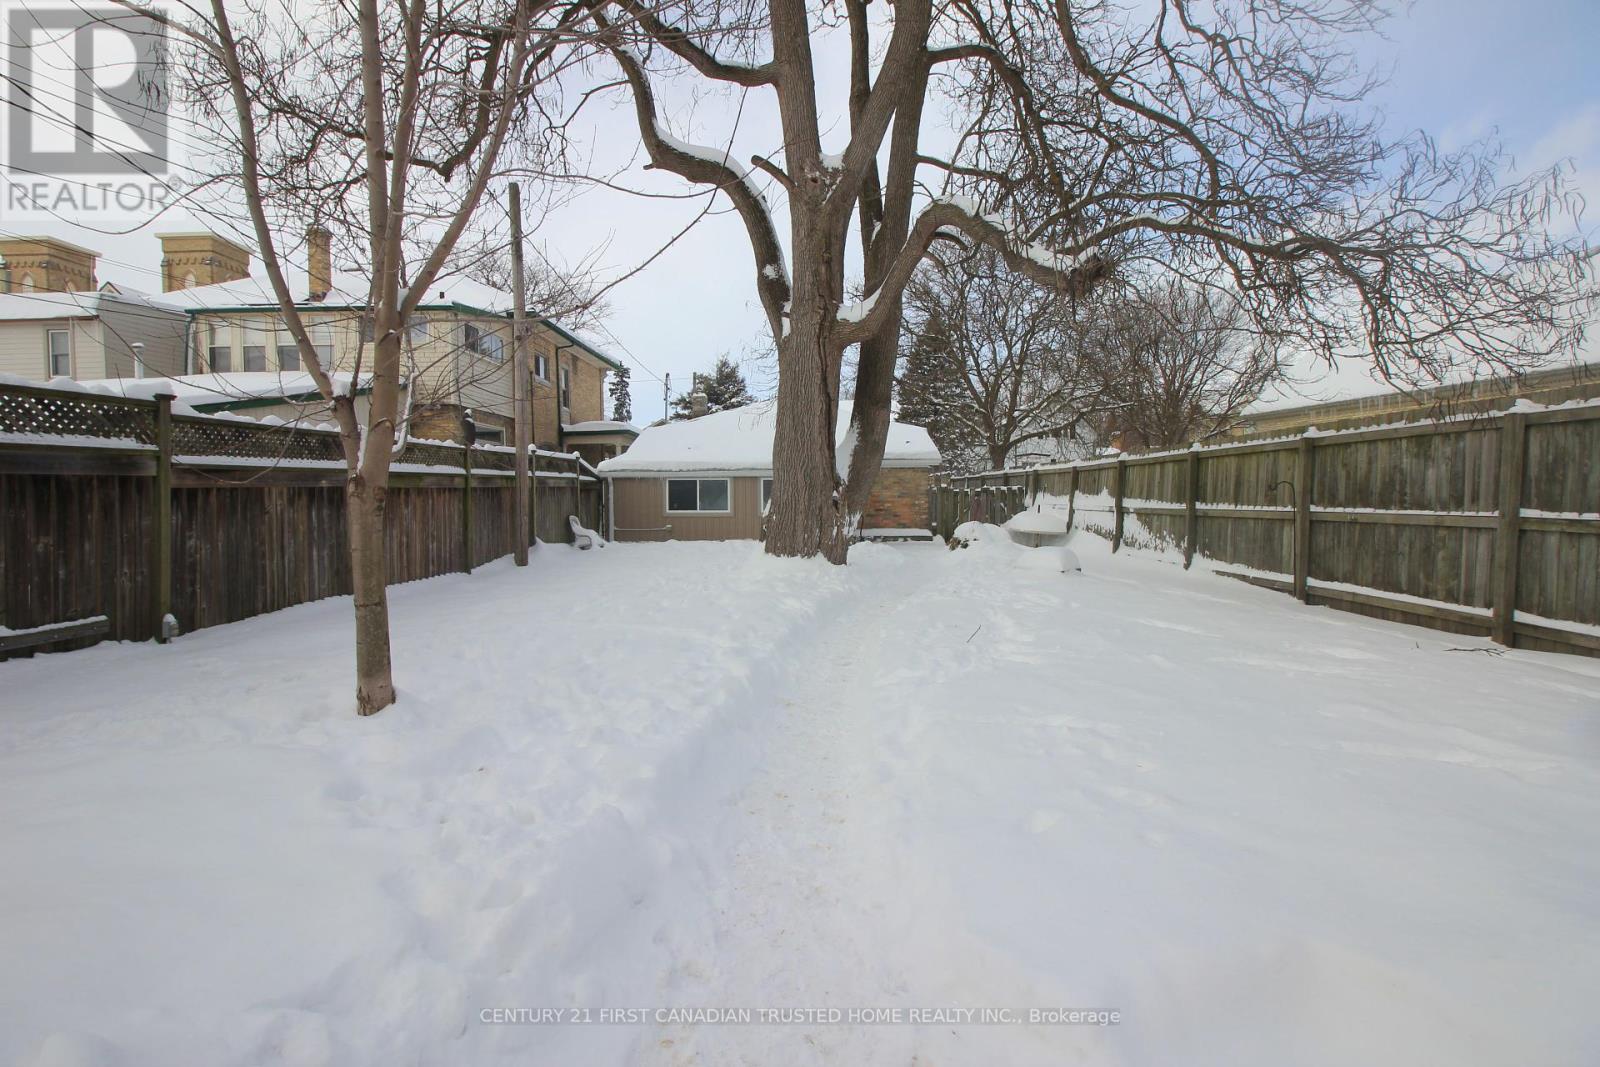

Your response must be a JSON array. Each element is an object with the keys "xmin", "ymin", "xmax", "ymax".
[
  {"xmin": 528, "ymin": 328, "xmax": 608, "ymax": 447},
  {"xmin": 530, "ymin": 330, "xmax": 561, "ymax": 445},
  {"xmin": 861, "ymin": 467, "xmax": 932, "ymax": 531},
  {"xmin": 569, "ymin": 354, "xmax": 606, "ymax": 423},
  {"xmin": 410, "ymin": 402, "xmax": 513, "ymax": 445}
]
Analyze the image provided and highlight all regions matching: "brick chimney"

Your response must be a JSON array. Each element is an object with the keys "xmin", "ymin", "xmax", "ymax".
[
  {"xmin": 690, "ymin": 389, "xmax": 709, "ymax": 419},
  {"xmin": 156, "ymin": 232, "xmax": 249, "ymax": 291},
  {"xmin": 0, "ymin": 237, "xmax": 100, "ymax": 292},
  {"xmin": 307, "ymin": 226, "xmax": 332, "ymax": 300}
]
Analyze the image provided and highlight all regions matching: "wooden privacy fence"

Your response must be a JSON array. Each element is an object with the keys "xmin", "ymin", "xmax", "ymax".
[
  {"xmin": 0, "ymin": 380, "xmax": 602, "ymax": 657},
  {"xmin": 932, "ymin": 401, "xmax": 1600, "ymax": 658}
]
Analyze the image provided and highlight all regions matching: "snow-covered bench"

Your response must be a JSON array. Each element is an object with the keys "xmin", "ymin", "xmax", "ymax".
[{"xmin": 0, "ymin": 614, "xmax": 110, "ymax": 656}]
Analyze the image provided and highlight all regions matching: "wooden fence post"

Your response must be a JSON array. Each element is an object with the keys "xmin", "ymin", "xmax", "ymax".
[
  {"xmin": 462, "ymin": 444, "xmax": 474, "ymax": 574},
  {"xmin": 1067, "ymin": 466, "xmax": 1079, "ymax": 530},
  {"xmin": 1492, "ymin": 412, "xmax": 1528, "ymax": 646},
  {"xmin": 153, "ymin": 393, "xmax": 174, "ymax": 641},
  {"xmin": 1112, "ymin": 457, "xmax": 1126, "ymax": 552},
  {"xmin": 530, "ymin": 448, "xmax": 541, "ymax": 549},
  {"xmin": 1294, "ymin": 436, "xmax": 1314, "ymax": 602},
  {"xmin": 1184, "ymin": 450, "xmax": 1199, "ymax": 569}
]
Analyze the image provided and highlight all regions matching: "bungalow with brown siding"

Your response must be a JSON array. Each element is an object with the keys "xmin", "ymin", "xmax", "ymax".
[{"xmin": 598, "ymin": 399, "xmax": 940, "ymax": 542}]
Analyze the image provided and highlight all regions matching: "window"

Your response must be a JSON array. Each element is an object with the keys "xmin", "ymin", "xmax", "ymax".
[
  {"xmin": 463, "ymin": 323, "xmax": 481, "ymax": 353},
  {"xmin": 408, "ymin": 315, "xmax": 429, "ymax": 347},
  {"xmin": 666, "ymin": 478, "xmax": 730, "ymax": 514},
  {"xmin": 534, "ymin": 352, "xmax": 549, "ymax": 380},
  {"xmin": 46, "ymin": 328, "xmax": 70, "ymax": 376},
  {"xmin": 479, "ymin": 331, "xmax": 505, "ymax": 364},
  {"xmin": 761, "ymin": 478, "xmax": 774, "ymax": 511},
  {"xmin": 360, "ymin": 314, "xmax": 375, "ymax": 344},
  {"xmin": 474, "ymin": 426, "xmax": 505, "ymax": 444},
  {"xmin": 308, "ymin": 322, "xmax": 334, "ymax": 365},
  {"xmin": 559, "ymin": 366, "xmax": 571, "ymax": 409},
  {"xmin": 241, "ymin": 318, "xmax": 268, "ymax": 372},
  {"xmin": 276, "ymin": 319, "xmax": 301, "ymax": 371},
  {"xmin": 206, "ymin": 321, "xmax": 230, "ymax": 372}
]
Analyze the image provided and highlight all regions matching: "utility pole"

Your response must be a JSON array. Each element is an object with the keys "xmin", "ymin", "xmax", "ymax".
[
  {"xmin": 663, "ymin": 372, "xmax": 670, "ymax": 422},
  {"xmin": 510, "ymin": 182, "xmax": 531, "ymax": 566}
]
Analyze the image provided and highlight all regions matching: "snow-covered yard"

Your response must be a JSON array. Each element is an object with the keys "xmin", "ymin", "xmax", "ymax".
[{"xmin": 2, "ymin": 534, "xmax": 1598, "ymax": 1066}]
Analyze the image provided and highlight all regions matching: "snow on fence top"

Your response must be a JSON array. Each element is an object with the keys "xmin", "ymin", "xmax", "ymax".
[
  {"xmin": 945, "ymin": 394, "xmax": 1600, "ymax": 483},
  {"xmin": 597, "ymin": 399, "xmax": 941, "ymax": 475},
  {"xmin": 0, "ymin": 377, "xmax": 584, "ymax": 474}
]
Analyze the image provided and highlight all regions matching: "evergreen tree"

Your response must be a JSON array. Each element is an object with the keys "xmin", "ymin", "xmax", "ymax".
[
  {"xmin": 896, "ymin": 303, "xmax": 986, "ymax": 473},
  {"xmin": 608, "ymin": 364, "xmax": 633, "ymax": 422},
  {"xmin": 671, "ymin": 355, "xmax": 757, "ymax": 419}
]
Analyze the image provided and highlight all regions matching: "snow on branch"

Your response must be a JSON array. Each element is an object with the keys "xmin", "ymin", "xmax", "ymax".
[
  {"xmin": 604, "ymin": 31, "xmax": 791, "ymax": 337},
  {"xmin": 834, "ymin": 197, "xmax": 1110, "ymax": 344},
  {"xmin": 612, "ymin": 0, "xmax": 777, "ymax": 87}
]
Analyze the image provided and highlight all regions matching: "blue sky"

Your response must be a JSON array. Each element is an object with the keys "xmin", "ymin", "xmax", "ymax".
[
  {"xmin": 7, "ymin": 0, "xmax": 1596, "ymax": 416},
  {"xmin": 577, "ymin": 0, "xmax": 1600, "ymax": 414},
  {"xmin": 1370, "ymin": 0, "xmax": 1600, "ymax": 152}
]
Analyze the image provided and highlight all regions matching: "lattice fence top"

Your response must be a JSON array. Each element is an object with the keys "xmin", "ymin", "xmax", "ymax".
[
  {"xmin": 470, "ymin": 447, "xmax": 516, "ymax": 472},
  {"xmin": 402, "ymin": 439, "xmax": 474, "ymax": 469},
  {"xmin": 0, "ymin": 385, "xmax": 156, "ymax": 445},
  {"xmin": 402, "ymin": 438, "xmax": 574, "ymax": 473},
  {"xmin": 0, "ymin": 380, "xmax": 579, "ymax": 472},
  {"xmin": 171, "ymin": 415, "xmax": 348, "ymax": 463}
]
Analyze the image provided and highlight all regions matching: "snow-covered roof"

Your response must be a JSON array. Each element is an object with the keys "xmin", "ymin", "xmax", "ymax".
[
  {"xmin": 0, "ymin": 289, "xmax": 185, "ymax": 322},
  {"xmin": 155, "ymin": 273, "xmax": 518, "ymax": 315},
  {"xmin": 159, "ymin": 274, "xmax": 624, "ymax": 371},
  {"xmin": 563, "ymin": 420, "xmax": 639, "ymax": 435},
  {"xmin": 78, "ymin": 371, "xmax": 372, "ymax": 409},
  {"xmin": 597, "ymin": 399, "xmax": 940, "ymax": 475}
]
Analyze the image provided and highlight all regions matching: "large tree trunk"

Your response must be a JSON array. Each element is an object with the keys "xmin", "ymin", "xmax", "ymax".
[
  {"xmin": 348, "ymin": 476, "xmax": 396, "ymax": 715},
  {"xmin": 988, "ymin": 440, "xmax": 1010, "ymax": 471},
  {"xmin": 766, "ymin": 292, "xmax": 848, "ymax": 563},
  {"xmin": 841, "ymin": 324, "xmax": 897, "ymax": 526}
]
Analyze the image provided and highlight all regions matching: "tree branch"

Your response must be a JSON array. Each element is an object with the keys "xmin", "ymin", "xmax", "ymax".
[{"xmin": 603, "ymin": 26, "xmax": 791, "ymax": 336}]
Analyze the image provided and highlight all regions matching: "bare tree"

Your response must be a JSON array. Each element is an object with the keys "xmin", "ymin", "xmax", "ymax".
[
  {"xmin": 1084, "ymin": 279, "xmax": 1282, "ymax": 450},
  {"xmin": 149, "ymin": 0, "xmax": 596, "ymax": 713},
  {"xmin": 602, "ymin": 0, "xmax": 1592, "ymax": 562},
  {"xmin": 460, "ymin": 232, "xmax": 612, "ymax": 332},
  {"xmin": 900, "ymin": 247, "xmax": 1105, "ymax": 472}
]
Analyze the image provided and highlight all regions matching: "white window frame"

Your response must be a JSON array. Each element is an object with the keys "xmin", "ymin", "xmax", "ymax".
[
  {"xmin": 205, "ymin": 321, "xmax": 231, "ymax": 372},
  {"xmin": 559, "ymin": 365, "xmax": 571, "ymax": 409},
  {"xmin": 665, "ymin": 477, "xmax": 732, "ymax": 515},
  {"xmin": 463, "ymin": 322, "xmax": 482, "ymax": 353},
  {"xmin": 534, "ymin": 351, "xmax": 549, "ymax": 381},
  {"xmin": 479, "ymin": 331, "xmax": 505, "ymax": 364},
  {"xmin": 275, "ymin": 317, "xmax": 301, "ymax": 371},
  {"xmin": 407, "ymin": 315, "xmax": 429, "ymax": 347},
  {"xmin": 761, "ymin": 477, "xmax": 774, "ymax": 512},
  {"xmin": 308, "ymin": 321, "xmax": 334, "ymax": 366},
  {"xmin": 46, "ymin": 328, "xmax": 70, "ymax": 376},
  {"xmin": 241, "ymin": 317, "xmax": 269, "ymax": 372}
]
